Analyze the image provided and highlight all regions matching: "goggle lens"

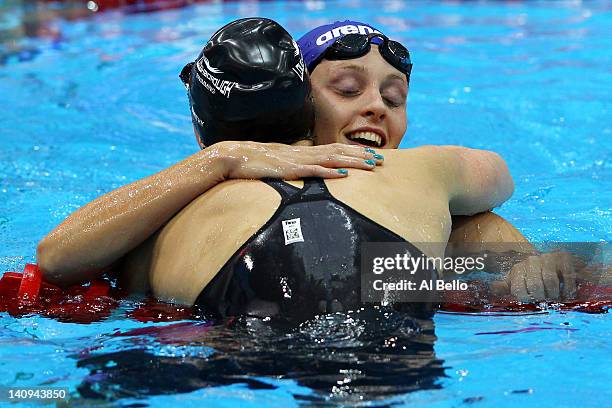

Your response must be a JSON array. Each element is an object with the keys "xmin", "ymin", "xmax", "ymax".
[{"xmin": 326, "ymin": 33, "xmax": 412, "ymax": 80}]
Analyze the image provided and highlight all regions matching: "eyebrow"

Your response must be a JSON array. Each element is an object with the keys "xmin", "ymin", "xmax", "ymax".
[
  {"xmin": 334, "ymin": 64, "xmax": 407, "ymax": 85},
  {"xmin": 385, "ymin": 74, "xmax": 408, "ymax": 89},
  {"xmin": 387, "ymin": 73, "xmax": 406, "ymax": 83},
  {"xmin": 334, "ymin": 64, "xmax": 366, "ymax": 73}
]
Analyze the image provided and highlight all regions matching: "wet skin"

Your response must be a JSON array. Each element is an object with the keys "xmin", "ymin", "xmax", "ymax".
[
  {"xmin": 120, "ymin": 145, "xmax": 511, "ymax": 305},
  {"xmin": 38, "ymin": 49, "xmax": 525, "ymax": 305},
  {"xmin": 117, "ymin": 49, "xmax": 515, "ymax": 306}
]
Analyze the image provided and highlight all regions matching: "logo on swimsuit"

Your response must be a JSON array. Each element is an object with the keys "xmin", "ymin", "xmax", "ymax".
[
  {"xmin": 282, "ymin": 218, "xmax": 304, "ymax": 245},
  {"xmin": 315, "ymin": 24, "xmax": 381, "ymax": 46}
]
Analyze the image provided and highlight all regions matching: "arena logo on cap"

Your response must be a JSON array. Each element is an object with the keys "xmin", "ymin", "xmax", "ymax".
[{"xmin": 316, "ymin": 24, "xmax": 381, "ymax": 46}]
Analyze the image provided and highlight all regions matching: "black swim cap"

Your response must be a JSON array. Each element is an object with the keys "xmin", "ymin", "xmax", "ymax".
[{"xmin": 180, "ymin": 18, "xmax": 314, "ymax": 147}]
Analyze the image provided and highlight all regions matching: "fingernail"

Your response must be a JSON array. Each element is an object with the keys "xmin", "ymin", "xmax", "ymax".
[
  {"xmin": 338, "ymin": 169, "xmax": 348, "ymax": 175},
  {"xmin": 365, "ymin": 159, "xmax": 376, "ymax": 166},
  {"xmin": 373, "ymin": 154, "xmax": 384, "ymax": 160},
  {"xmin": 365, "ymin": 148, "xmax": 376, "ymax": 154}
]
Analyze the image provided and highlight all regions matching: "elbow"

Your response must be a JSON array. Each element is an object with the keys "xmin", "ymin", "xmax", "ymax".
[
  {"xmin": 491, "ymin": 152, "xmax": 514, "ymax": 206},
  {"xmin": 37, "ymin": 233, "xmax": 105, "ymax": 287},
  {"xmin": 37, "ymin": 236, "xmax": 65, "ymax": 286},
  {"xmin": 448, "ymin": 148, "xmax": 515, "ymax": 215},
  {"xmin": 37, "ymin": 235, "xmax": 81, "ymax": 287}
]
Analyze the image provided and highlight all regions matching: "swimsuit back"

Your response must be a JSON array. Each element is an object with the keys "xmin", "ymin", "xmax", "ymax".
[{"xmin": 195, "ymin": 178, "xmax": 435, "ymax": 321}]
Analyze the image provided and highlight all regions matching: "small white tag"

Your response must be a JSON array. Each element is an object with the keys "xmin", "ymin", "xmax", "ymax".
[{"xmin": 282, "ymin": 218, "xmax": 304, "ymax": 245}]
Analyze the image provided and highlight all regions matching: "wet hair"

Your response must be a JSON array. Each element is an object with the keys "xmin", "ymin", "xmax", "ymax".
[{"xmin": 181, "ymin": 17, "xmax": 314, "ymax": 147}]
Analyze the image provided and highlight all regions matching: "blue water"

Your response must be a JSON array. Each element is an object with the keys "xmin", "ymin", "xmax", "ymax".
[{"xmin": 0, "ymin": 0, "xmax": 610, "ymax": 406}]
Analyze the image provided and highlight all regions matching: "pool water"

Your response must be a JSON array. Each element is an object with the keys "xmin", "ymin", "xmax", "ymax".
[{"xmin": 0, "ymin": 0, "xmax": 610, "ymax": 406}]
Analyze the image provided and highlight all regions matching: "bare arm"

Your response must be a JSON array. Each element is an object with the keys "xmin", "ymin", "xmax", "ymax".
[
  {"xmin": 450, "ymin": 212, "xmax": 533, "ymax": 249},
  {"xmin": 439, "ymin": 146, "xmax": 515, "ymax": 215},
  {"xmin": 447, "ymin": 211, "xmax": 536, "ymax": 276},
  {"xmin": 37, "ymin": 142, "xmax": 381, "ymax": 286},
  {"xmin": 448, "ymin": 210, "xmax": 585, "ymax": 302}
]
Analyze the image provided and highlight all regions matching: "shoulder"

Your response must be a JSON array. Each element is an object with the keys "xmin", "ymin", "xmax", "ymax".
[
  {"xmin": 375, "ymin": 145, "xmax": 464, "ymax": 186},
  {"xmin": 382, "ymin": 145, "xmax": 508, "ymax": 183},
  {"xmin": 191, "ymin": 179, "xmax": 283, "ymax": 213}
]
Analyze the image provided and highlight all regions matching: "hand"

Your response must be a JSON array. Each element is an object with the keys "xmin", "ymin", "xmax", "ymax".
[
  {"xmin": 211, "ymin": 141, "xmax": 383, "ymax": 180},
  {"xmin": 496, "ymin": 252, "xmax": 582, "ymax": 302}
]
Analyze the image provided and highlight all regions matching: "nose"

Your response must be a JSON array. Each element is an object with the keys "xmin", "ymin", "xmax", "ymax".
[{"xmin": 360, "ymin": 88, "xmax": 387, "ymax": 122}]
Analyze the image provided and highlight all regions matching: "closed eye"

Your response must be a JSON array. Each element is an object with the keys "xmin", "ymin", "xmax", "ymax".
[
  {"xmin": 338, "ymin": 88, "xmax": 360, "ymax": 96},
  {"xmin": 384, "ymin": 96, "xmax": 404, "ymax": 108}
]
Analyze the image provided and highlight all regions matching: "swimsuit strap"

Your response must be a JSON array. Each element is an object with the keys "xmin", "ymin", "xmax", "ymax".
[
  {"xmin": 282, "ymin": 178, "xmax": 331, "ymax": 205},
  {"xmin": 261, "ymin": 178, "xmax": 302, "ymax": 202},
  {"xmin": 301, "ymin": 178, "xmax": 331, "ymax": 196}
]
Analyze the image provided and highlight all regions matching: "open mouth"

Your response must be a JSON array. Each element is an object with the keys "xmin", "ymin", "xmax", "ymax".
[{"xmin": 345, "ymin": 131, "xmax": 384, "ymax": 148}]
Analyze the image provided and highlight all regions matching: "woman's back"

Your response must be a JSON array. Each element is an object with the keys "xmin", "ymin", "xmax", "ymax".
[{"xmin": 121, "ymin": 146, "xmax": 511, "ymax": 316}]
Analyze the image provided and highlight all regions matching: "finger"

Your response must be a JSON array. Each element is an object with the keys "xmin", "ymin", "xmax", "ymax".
[
  {"xmin": 540, "ymin": 260, "xmax": 560, "ymax": 300},
  {"xmin": 507, "ymin": 261, "xmax": 522, "ymax": 283},
  {"xmin": 294, "ymin": 165, "xmax": 350, "ymax": 179},
  {"xmin": 489, "ymin": 280, "xmax": 510, "ymax": 297},
  {"xmin": 524, "ymin": 257, "xmax": 545, "ymax": 301},
  {"xmin": 509, "ymin": 264, "xmax": 530, "ymax": 302},
  {"xmin": 557, "ymin": 255, "xmax": 577, "ymax": 299},
  {"xmin": 319, "ymin": 144, "xmax": 384, "ymax": 164},
  {"xmin": 319, "ymin": 155, "xmax": 379, "ymax": 171},
  {"xmin": 359, "ymin": 146, "xmax": 384, "ymax": 164},
  {"xmin": 562, "ymin": 251, "xmax": 586, "ymax": 271}
]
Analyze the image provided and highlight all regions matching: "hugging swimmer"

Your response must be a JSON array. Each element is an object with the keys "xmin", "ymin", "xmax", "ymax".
[
  {"xmin": 37, "ymin": 17, "xmax": 584, "ymax": 308},
  {"xmin": 39, "ymin": 15, "xmax": 588, "ymax": 318},
  {"xmin": 39, "ymin": 17, "xmax": 513, "ymax": 322}
]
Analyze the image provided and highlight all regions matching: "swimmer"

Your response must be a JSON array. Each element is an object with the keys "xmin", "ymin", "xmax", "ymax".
[
  {"xmin": 36, "ymin": 18, "xmax": 568, "ymax": 305},
  {"xmin": 142, "ymin": 19, "xmax": 512, "ymax": 319},
  {"xmin": 296, "ymin": 20, "xmax": 584, "ymax": 301},
  {"xmin": 61, "ymin": 18, "xmax": 513, "ymax": 320}
]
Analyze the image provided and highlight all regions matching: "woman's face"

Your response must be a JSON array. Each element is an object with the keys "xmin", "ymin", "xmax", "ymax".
[{"xmin": 310, "ymin": 45, "xmax": 408, "ymax": 149}]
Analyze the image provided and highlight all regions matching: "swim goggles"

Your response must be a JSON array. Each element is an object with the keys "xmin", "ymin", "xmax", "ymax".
[
  {"xmin": 180, "ymin": 62, "xmax": 194, "ymax": 88},
  {"xmin": 321, "ymin": 33, "xmax": 412, "ymax": 82}
]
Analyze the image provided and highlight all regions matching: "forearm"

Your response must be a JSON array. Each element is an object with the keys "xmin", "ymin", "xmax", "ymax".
[
  {"xmin": 448, "ymin": 212, "xmax": 536, "ymax": 274},
  {"xmin": 37, "ymin": 141, "xmax": 380, "ymax": 285},
  {"xmin": 37, "ymin": 149, "xmax": 227, "ymax": 285},
  {"xmin": 450, "ymin": 212, "xmax": 531, "ymax": 246}
]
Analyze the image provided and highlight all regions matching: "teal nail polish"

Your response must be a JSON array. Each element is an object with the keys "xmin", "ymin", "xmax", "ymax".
[
  {"xmin": 338, "ymin": 169, "xmax": 348, "ymax": 175},
  {"xmin": 365, "ymin": 159, "xmax": 376, "ymax": 166},
  {"xmin": 373, "ymin": 154, "xmax": 384, "ymax": 160},
  {"xmin": 365, "ymin": 148, "xmax": 376, "ymax": 154}
]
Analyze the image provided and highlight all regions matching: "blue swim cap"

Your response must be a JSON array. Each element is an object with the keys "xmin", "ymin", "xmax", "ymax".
[{"xmin": 297, "ymin": 20, "xmax": 384, "ymax": 72}]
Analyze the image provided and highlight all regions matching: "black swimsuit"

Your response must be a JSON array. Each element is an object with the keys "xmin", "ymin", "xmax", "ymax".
[{"xmin": 195, "ymin": 178, "xmax": 435, "ymax": 321}]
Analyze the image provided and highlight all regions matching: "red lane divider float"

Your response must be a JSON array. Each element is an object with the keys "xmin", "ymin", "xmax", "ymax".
[
  {"xmin": 440, "ymin": 279, "xmax": 612, "ymax": 314},
  {"xmin": 0, "ymin": 264, "xmax": 121, "ymax": 323},
  {"xmin": 17, "ymin": 263, "xmax": 43, "ymax": 305},
  {"xmin": 86, "ymin": 0, "xmax": 212, "ymax": 13},
  {"xmin": 127, "ymin": 298, "xmax": 196, "ymax": 323},
  {"xmin": 0, "ymin": 264, "xmax": 202, "ymax": 324},
  {"xmin": 1, "ymin": 265, "xmax": 609, "ymax": 324}
]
